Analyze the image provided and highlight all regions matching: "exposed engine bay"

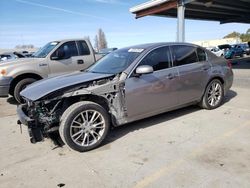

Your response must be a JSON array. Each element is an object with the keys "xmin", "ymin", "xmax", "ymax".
[{"xmin": 18, "ymin": 74, "xmax": 128, "ymax": 145}]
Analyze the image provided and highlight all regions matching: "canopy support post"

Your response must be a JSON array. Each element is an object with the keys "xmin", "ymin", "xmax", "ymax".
[{"xmin": 177, "ymin": 0, "xmax": 185, "ymax": 42}]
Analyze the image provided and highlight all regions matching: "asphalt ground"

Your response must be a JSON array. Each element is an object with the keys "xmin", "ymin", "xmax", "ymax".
[{"xmin": 0, "ymin": 57, "xmax": 250, "ymax": 188}]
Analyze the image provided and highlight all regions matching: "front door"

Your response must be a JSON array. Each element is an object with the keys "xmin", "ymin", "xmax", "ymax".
[
  {"xmin": 48, "ymin": 41, "xmax": 92, "ymax": 77},
  {"xmin": 125, "ymin": 46, "xmax": 179, "ymax": 121}
]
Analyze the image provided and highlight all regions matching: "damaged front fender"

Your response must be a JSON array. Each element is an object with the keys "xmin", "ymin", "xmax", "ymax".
[{"xmin": 70, "ymin": 78, "xmax": 128, "ymax": 126}]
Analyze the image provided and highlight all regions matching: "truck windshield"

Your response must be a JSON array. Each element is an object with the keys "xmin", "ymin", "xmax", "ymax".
[
  {"xmin": 88, "ymin": 48, "xmax": 143, "ymax": 74},
  {"xmin": 32, "ymin": 42, "xmax": 59, "ymax": 58}
]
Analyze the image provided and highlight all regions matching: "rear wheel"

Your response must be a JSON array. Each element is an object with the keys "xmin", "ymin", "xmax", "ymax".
[
  {"xmin": 199, "ymin": 79, "xmax": 224, "ymax": 110},
  {"xmin": 14, "ymin": 78, "xmax": 37, "ymax": 103},
  {"xmin": 59, "ymin": 101, "xmax": 110, "ymax": 152}
]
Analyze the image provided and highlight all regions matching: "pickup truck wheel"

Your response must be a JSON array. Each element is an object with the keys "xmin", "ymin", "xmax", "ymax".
[
  {"xmin": 14, "ymin": 78, "xmax": 37, "ymax": 103},
  {"xmin": 59, "ymin": 101, "xmax": 110, "ymax": 152},
  {"xmin": 199, "ymin": 79, "xmax": 224, "ymax": 110}
]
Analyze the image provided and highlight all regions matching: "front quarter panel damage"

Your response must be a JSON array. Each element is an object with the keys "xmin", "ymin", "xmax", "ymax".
[
  {"xmin": 19, "ymin": 75, "xmax": 128, "ymax": 145},
  {"xmin": 71, "ymin": 77, "xmax": 128, "ymax": 126}
]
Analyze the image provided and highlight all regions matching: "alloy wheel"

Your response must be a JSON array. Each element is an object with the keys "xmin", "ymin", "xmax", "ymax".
[
  {"xmin": 70, "ymin": 110, "xmax": 105, "ymax": 147},
  {"xmin": 207, "ymin": 82, "xmax": 222, "ymax": 107}
]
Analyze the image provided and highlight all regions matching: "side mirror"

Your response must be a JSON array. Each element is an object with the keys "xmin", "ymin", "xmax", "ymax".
[
  {"xmin": 135, "ymin": 65, "xmax": 153, "ymax": 75},
  {"xmin": 51, "ymin": 48, "xmax": 65, "ymax": 60}
]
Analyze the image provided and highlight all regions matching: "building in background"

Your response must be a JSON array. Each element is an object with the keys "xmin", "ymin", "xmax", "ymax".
[{"xmin": 192, "ymin": 37, "xmax": 242, "ymax": 48}]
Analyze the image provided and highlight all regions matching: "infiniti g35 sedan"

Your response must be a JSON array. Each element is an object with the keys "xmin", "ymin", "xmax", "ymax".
[{"xmin": 17, "ymin": 43, "xmax": 233, "ymax": 152}]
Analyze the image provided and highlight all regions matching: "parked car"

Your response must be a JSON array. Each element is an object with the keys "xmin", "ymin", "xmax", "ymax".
[
  {"xmin": 224, "ymin": 44, "xmax": 244, "ymax": 59},
  {"xmin": 0, "ymin": 53, "xmax": 18, "ymax": 62},
  {"xmin": 207, "ymin": 47, "xmax": 224, "ymax": 57},
  {"xmin": 13, "ymin": 51, "xmax": 26, "ymax": 58},
  {"xmin": 237, "ymin": 43, "xmax": 250, "ymax": 55},
  {"xmin": 17, "ymin": 42, "xmax": 233, "ymax": 152},
  {"xmin": 218, "ymin": 44, "xmax": 231, "ymax": 51},
  {"xmin": 0, "ymin": 38, "xmax": 102, "ymax": 103},
  {"xmin": 16, "ymin": 51, "xmax": 33, "ymax": 57}
]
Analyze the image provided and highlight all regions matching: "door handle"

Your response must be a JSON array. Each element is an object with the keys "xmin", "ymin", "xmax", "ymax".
[
  {"xmin": 202, "ymin": 67, "xmax": 209, "ymax": 71},
  {"xmin": 167, "ymin": 73, "xmax": 175, "ymax": 80},
  {"xmin": 77, "ymin": 60, "xmax": 84, "ymax": 64}
]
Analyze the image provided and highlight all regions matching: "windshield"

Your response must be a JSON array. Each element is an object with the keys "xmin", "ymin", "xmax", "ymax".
[
  {"xmin": 32, "ymin": 41, "xmax": 59, "ymax": 58},
  {"xmin": 88, "ymin": 48, "xmax": 143, "ymax": 74}
]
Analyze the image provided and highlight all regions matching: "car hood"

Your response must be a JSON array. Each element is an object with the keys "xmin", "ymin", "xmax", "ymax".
[
  {"xmin": 20, "ymin": 71, "xmax": 114, "ymax": 101},
  {"xmin": 0, "ymin": 58, "xmax": 44, "ymax": 67}
]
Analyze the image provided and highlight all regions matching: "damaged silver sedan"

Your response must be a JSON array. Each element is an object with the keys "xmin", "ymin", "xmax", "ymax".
[{"xmin": 17, "ymin": 43, "xmax": 233, "ymax": 152}]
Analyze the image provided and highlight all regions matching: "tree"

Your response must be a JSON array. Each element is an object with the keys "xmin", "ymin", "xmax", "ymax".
[
  {"xmin": 84, "ymin": 36, "xmax": 91, "ymax": 42},
  {"xmin": 240, "ymin": 33, "xmax": 250, "ymax": 42},
  {"xmin": 223, "ymin": 31, "xmax": 241, "ymax": 39},
  {"xmin": 94, "ymin": 28, "xmax": 108, "ymax": 52},
  {"xmin": 223, "ymin": 29, "xmax": 250, "ymax": 42},
  {"xmin": 15, "ymin": 44, "xmax": 34, "ymax": 49},
  {"xmin": 247, "ymin": 28, "xmax": 250, "ymax": 35},
  {"xmin": 94, "ymin": 35, "xmax": 99, "ymax": 51}
]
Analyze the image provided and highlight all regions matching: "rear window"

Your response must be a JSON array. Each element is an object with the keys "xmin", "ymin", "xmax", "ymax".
[
  {"xmin": 172, "ymin": 45, "xmax": 198, "ymax": 66},
  {"xmin": 197, "ymin": 48, "xmax": 207, "ymax": 61},
  {"xmin": 77, "ymin": 41, "xmax": 90, "ymax": 55}
]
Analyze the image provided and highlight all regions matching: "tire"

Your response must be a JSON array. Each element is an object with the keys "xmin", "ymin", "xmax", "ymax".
[
  {"xmin": 199, "ymin": 79, "xmax": 224, "ymax": 110},
  {"xmin": 59, "ymin": 101, "xmax": 110, "ymax": 152},
  {"xmin": 14, "ymin": 78, "xmax": 37, "ymax": 103}
]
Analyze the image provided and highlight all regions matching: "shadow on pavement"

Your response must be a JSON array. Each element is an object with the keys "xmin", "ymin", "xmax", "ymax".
[
  {"xmin": 223, "ymin": 89, "xmax": 237, "ymax": 104},
  {"xmin": 103, "ymin": 89, "xmax": 237, "ymax": 147},
  {"xmin": 104, "ymin": 106, "xmax": 200, "ymax": 146},
  {"xmin": 7, "ymin": 97, "xmax": 19, "ymax": 105}
]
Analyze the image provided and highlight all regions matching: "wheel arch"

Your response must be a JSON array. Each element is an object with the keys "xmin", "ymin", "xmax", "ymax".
[
  {"xmin": 9, "ymin": 73, "xmax": 43, "ymax": 95},
  {"xmin": 62, "ymin": 94, "xmax": 111, "ymax": 115},
  {"xmin": 208, "ymin": 76, "xmax": 224, "ymax": 85},
  {"xmin": 200, "ymin": 76, "xmax": 225, "ymax": 101}
]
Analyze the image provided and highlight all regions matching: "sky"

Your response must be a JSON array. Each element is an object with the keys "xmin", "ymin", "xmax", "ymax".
[{"xmin": 0, "ymin": 0, "xmax": 249, "ymax": 49}]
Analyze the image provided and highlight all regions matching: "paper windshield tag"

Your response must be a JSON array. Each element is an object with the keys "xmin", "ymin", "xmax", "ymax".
[{"xmin": 128, "ymin": 48, "xmax": 144, "ymax": 53}]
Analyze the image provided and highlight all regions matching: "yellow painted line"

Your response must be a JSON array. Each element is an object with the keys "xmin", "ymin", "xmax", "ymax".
[{"xmin": 133, "ymin": 120, "xmax": 250, "ymax": 188}]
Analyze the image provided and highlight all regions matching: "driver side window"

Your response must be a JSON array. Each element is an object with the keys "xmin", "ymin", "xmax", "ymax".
[
  {"xmin": 51, "ymin": 41, "xmax": 78, "ymax": 60},
  {"xmin": 139, "ymin": 46, "xmax": 171, "ymax": 71}
]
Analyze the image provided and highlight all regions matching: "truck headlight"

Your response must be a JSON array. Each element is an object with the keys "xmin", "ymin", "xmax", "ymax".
[{"xmin": 0, "ymin": 69, "xmax": 7, "ymax": 76}]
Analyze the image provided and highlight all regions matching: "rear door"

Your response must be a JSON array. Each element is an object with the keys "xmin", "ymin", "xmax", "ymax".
[
  {"xmin": 171, "ymin": 45, "xmax": 210, "ymax": 104},
  {"xmin": 125, "ymin": 46, "xmax": 179, "ymax": 120}
]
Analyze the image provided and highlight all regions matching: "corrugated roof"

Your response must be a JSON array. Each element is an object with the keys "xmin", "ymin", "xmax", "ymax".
[{"xmin": 130, "ymin": 0, "xmax": 250, "ymax": 24}]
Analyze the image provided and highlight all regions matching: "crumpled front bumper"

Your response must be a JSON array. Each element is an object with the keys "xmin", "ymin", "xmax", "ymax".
[
  {"xmin": 17, "ymin": 104, "xmax": 44, "ymax": 143},
  {"xmin": 17, "ymin": 104, "xmax": 34, "ymax": 126}
]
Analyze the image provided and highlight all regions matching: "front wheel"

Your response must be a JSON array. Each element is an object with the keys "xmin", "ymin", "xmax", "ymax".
[
  {"xmin": 199, "ymin": 79, "xmax": 224, "ymax": 110},
  {"xmin": 59, "ymin": 101, "xmax": 110, "ymax": 152}
]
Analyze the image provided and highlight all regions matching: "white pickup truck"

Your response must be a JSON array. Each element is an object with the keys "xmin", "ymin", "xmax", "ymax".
[{"xmin": 0, "ymin": 38, "xmax": 102, "ymax": 103}]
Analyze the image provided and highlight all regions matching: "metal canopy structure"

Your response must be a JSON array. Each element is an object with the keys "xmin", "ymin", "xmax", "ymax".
[{"xmin": 130, "ymin": 0, "xmax": 250, "ymax": 42}]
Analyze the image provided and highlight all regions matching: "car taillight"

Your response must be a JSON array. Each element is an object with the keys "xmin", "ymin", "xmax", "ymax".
[{"xmin": 227, "ymin": 60, "xmax": 232, "ymax": 69}]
